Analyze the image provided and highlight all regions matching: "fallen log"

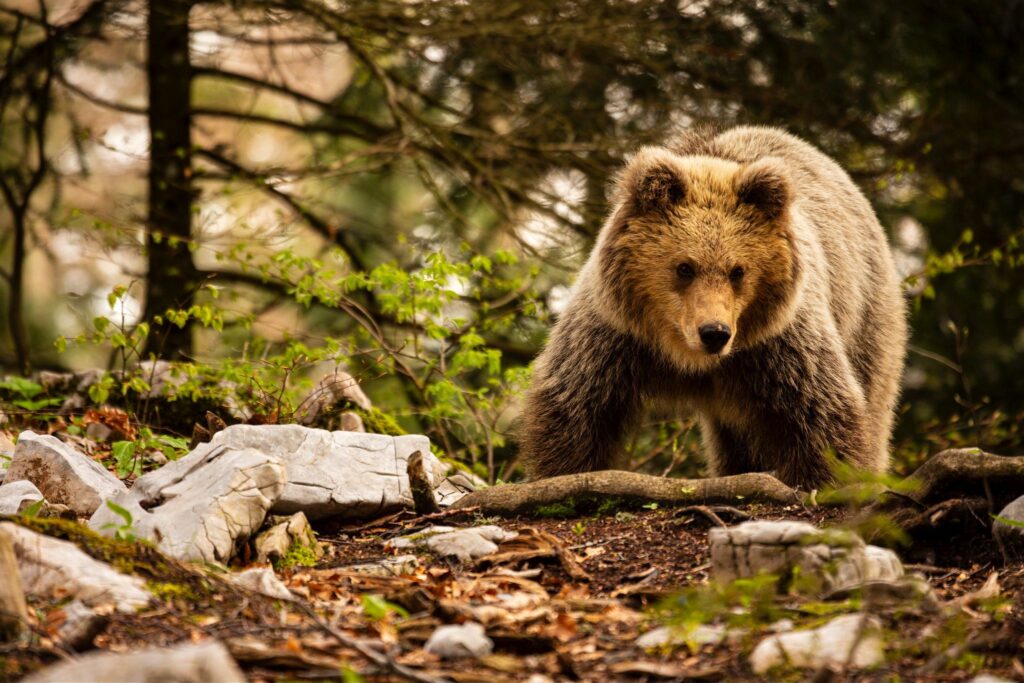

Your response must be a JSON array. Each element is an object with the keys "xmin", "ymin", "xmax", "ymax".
[{"xmin": 451, "ymin": 470, "xmax": 800, "ymax": 517}]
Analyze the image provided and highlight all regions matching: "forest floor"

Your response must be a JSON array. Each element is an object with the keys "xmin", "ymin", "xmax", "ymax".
[{"xmin": 7, "ymin": 500, "xmax": 1022, "ymax": 682}]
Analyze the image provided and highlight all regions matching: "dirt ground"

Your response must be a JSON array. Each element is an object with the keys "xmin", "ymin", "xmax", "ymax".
[{"xmin": 4, "ymin": 502, "xmax": 1024, "ymax": 682}]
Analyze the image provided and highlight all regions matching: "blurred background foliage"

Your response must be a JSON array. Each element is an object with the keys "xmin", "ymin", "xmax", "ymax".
[{"xmin": 1, "ymin": 0, "xmax": 1022, "ymax": 482}]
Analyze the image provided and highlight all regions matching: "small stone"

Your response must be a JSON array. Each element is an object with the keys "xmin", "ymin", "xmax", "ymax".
[
  {"xmin": 231, "ymin": 567, "xmax": 292, "ymax": 601},
  {"xmin": 749, "ymin": 614, "xmax": 884, "ymax": 674},
  {"xmin": 22, "ymin": 639, "xmax": 245, "ymax": 683},
  {"xmin": 4, "ymin": 432, "xmax": 128, "ymax": 516},
  {"xmin": 710, "ymin": 520, "xmax": 902, "ymax": 594},
  {"xmin": 344, "ymin": 555, "xmax": 420, "ymax": 577},
  {"xmin": 388, "ymin": 525, "xmax": 517, "ymax": 562},
  {"xmin": 424, "ymin": 622, "xmax": 493, "ymax": 659},
  {"xmin": 88, "ymin": 447, "xmax": 285, "ymax": 563},
  {"xmin": 434, "ymin": 473, "xmax": 477, "ymax": 507},
  {"xmin": 635, "ymin": 624, "xmax": 731, "ymax": 649},
  {"xmin": 993, "ymin": 494, "xmax": 1024, "ymax": 561},
  {"xmin": 56, "ymin": 600, "xmax": 108, "ymax": 651},
  {"xmin": 85, "ymin": 422, "xmax": 113, "ymax": 443},
  {"xmin": 1, "ymin": 522, "xmax": 150, "ymax": 610},
  {"xmin": 254, "ymin": 511, "xmax": 321, "ymax": 565},
  {"xmin": 0, "ymin": 479, "xmax": 45, "ymax": 514}
]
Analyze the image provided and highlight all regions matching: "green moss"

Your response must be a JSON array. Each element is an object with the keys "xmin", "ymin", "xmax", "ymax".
[
  {"xmin": 534, "ymin": 499, "xmax": 578, "ymax": 518},
  {"xmin": 354, "ymin": 407, "xmax": 406, "ymax": 436},
  {"xmin": 147, "ymin": 581, "xmax": 197, "ymax": 602},
  {"xmin": 595, "ymin": 497, "xmax": 626, "ymax": 515},
  {"xmin": 273, "ymin": 542, "xmax": 319, "ymax": 570}
]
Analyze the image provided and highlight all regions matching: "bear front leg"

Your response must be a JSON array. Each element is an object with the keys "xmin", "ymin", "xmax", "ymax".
[{"xmin": 518, "ymin": 307, "xmax": 648, "ymax": 479}]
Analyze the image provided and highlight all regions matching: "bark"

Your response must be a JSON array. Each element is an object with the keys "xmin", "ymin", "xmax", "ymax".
[
  {"xmin": 143, "ymin": 0, "xmax": 198, "ymax": 359},
  {"xmin": 451, "ymin": 470, "xmax": 800, "ymax": 517}
]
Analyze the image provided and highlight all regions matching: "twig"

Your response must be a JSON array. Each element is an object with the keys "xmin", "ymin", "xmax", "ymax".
[
  {"xmin": 672, "ymin": 505, "xmax": 751, "ymax": 527},
  {"xmin": 291, "ymin": 601, "xmax": 448, "ymax": 683}
]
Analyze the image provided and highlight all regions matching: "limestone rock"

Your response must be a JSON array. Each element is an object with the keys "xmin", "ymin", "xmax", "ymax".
[
  {"xmin": 195, "ymin": 424, "xmax": 444, "ymax": 520},
  {"xmin": 749, "ymin": 614, "xmax": 884, "ymax": 674},
  {"xmin": 435, "ymin": 472, "xmax": 477, "ymax": 508},
  {"xmin": 424, "ymin": 622, "xmax": 494, "ymax": 659},
  {"xmin": 343, "ymin": 555, "xmax": 420, "ymax": 577},
  {"xmin": 709, "ymin": 520, "xmax": 903, "ymax": 593},
  {"xmin": 4, "ymin": 431, "xmax": 127, "ymax": 516},
  {"xmin": 635, "ymin": 624, "xmax": 733, "ymax": 649},
  {"xmin": 89, "ymin": 447, "xmax": 285, "ymax": 563},
  {"xmin": 254, "ymin": 512, "xmax": 321, "ymax": 565},
  {"xmin": 23, "ymin": 640, "xmax": 245, "ymax": 683},
  {"xmin": 0, "ymin": 479, "xmax": 45, "ymax": 514},
  {"xmin": 231, "ymin": 567, "xmax": 293, "ymax": 601},
  {"xmin": 993, "ymin": 494, "xmax": 1024, "ymax": 561},
  {"xmin": 388, "ymin": 525, "xmax": 516, "ymax": 562},
  {"xmin": 0, "ymin": 522, "xmax": 150, "ymax": 610}
]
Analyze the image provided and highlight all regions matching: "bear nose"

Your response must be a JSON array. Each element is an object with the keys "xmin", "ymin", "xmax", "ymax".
[{"xmin": 698, "ymin": 323, "xmax": 731, "ymax": 353}]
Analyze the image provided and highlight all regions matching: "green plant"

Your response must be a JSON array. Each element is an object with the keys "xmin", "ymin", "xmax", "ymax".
[
  {"xmin": 109, "ymin": 427, "xmax": 189, "ymax": 478},
  {"xmin": 653, "ymin": 574, "xmax": 783, "ymax": 640},
  {"xmin": 273, "ymin": 543, "xmax": 319, "ymax": 571},
  {"xmin": 0, "ymin": 377, "xmax": 63, "ymax": 416},
  {"xmin": 571, "ymin": 521, "xmax": 587, "ymax": 536},
  {"xmin": 360, "ymin": 593, "xmax": 409, "ymax": 621},
  {"xmin": 100, "ymin": 500, "xmax": 136, "ymax": 542}
]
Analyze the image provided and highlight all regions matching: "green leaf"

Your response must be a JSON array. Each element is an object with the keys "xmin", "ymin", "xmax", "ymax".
[
  {"xmin": 105, "ymin": 499, "xmax": 134, "ymax": 526},
  {"xmin": 360, "ymin": 593, "xmax": 408, "ymax": 620}
]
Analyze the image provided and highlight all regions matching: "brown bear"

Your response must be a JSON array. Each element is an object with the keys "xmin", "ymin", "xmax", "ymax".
[{"xmin": 519, "ymin": 126, "xmax": 907, "ymax": 488}]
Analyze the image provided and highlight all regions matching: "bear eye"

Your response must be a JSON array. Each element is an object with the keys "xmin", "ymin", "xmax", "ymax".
[
  {"xmin": 675, "ymin": 262, "xmax": 696, "ymax": 282},
  {"xmin": 730, "ymin": 266, "xmax": 745, "ymax": 283}
]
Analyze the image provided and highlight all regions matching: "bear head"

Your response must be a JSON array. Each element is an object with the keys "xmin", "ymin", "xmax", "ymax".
[{"xmin": 597, "ymin": 147, "xmax": 802, "ymax": 372}]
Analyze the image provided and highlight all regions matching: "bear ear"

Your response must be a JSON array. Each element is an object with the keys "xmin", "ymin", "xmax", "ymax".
[
  {"xmin": 734, "ymin": 158, "xmax": 791, "ymax": 221},
  {"xmin": 619, "ymin": 151, "xmax": 687, "ymax": 215}
]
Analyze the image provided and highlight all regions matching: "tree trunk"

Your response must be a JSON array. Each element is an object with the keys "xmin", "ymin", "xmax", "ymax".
[{"xmin": 144, "ymin": 0, "xmax": 198, "ymax": 359}]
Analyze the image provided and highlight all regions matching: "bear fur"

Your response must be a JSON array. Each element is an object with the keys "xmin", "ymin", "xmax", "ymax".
[{"xmin": 519, "ymin": 126, "xmax": 907, "ymax": 488}]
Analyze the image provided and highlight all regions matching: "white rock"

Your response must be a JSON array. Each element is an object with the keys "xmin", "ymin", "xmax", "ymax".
[
  {"xmin": 832, "ymin": 544, "xmax": 904, "ymax": 591},
  {"xmin": 710, "ymin": 520, "xmax": 902, "ymax": 593},
  {"xmin": 4, "ymin": 431, "xmax": 127, "ymax": 516},
  {"xmin": 195, "ymin": 424, "xmax": 445, "ymax": 520},
  {"xmin": 635, "ymin": 624, "xmax": 731, "ymax": 649},
  {"xmin": 993, "ymin": 494, "xmax": 1024, "ymax": 561},
  {"xmin": 0, "ymin": 479, "xmax": 45, "ymax": 514},
  {"xmin": 231, "ymin": 567, "xmax": 293, "ymax": 601},
  {"xmin": 344, "ymin": 555, "xmax": 421, "ymax": 577},
  {"xmin": 23, "ymin": 639, "xmax": 245, "ymax": 683},
  {"xmin": 424, "ymin": 622, "xmax": 493, "ymax": 659},
  {"xmin": 0, "ymin": 522, "xmax": 150, "ymax": 610},
  {"xmin": 968, "ymin": 675, "xmax": 1014, "ymax": 683},
  {"xmin": 749, "ymin": 614, "xmax": 884, "ymax": 674},
  {"xmin": 388, "ymin": 525, "xmax": 517, "ymax": 562},
  {"xmin": 88, "ymin": 447, "xmax": 285, "ymax": 563}
]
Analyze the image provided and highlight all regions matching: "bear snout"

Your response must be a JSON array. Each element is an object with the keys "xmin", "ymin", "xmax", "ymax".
[{"xmin": 698, "ymin": 322, "xmax": 732, "ymax": 353}]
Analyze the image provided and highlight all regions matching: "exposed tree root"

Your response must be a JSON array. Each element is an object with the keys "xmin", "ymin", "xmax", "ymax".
[
  {"xmin": 895, "ymin": 449, "xmax": 1024, "ymax": 505},
  {"xmin": 450, "ymin": 470, "xmax": 800, "ymax": 517}
]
